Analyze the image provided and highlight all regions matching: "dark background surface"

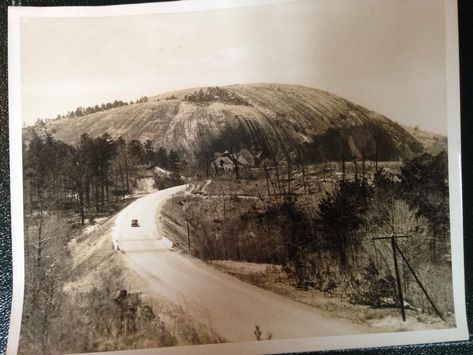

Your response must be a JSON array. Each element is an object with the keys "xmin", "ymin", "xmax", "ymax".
[{"xmin": 0, "ymin": 0, "xmax": 472, "ymax": 354}]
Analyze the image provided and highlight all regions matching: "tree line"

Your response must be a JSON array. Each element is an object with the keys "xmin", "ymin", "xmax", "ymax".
[
  {"xmin": 184, "ymin": 87, "xmax": 250, "ymax": 106},
  {"xmin": 34, "ymin": 96, "xmax": 151, "ymax": 123},
  {"xmin": 23, "ymin": 132, "xmax": 183, "ymax": 225}
]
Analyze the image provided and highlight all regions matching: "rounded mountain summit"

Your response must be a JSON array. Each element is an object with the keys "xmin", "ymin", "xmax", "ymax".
[{"xmin": 48, "ymin": 83, "xmax": 435, "ymax": 163}]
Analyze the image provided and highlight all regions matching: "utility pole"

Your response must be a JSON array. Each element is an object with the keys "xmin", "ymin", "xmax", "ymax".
[
  {"xmin": 391, "ymin": 235, "xmax": 405, "ymax": 321},
  {"xmin": 186, "ymin": 219, "xmax": 190, "ymax": 251},
  {"xmin": 373, "ymin": 234, "xmax": 409, "ymax": 321},
  {"xmin": 373, "ymin": 234, "xmax": 446, "ymax": 323},
  {"xmin": 183, "ymin": 217, "xmax": 194, "ymax": 252},
  {"xmin": 394, "ymin": 242, "xmax": 446, "ymax": 322}
]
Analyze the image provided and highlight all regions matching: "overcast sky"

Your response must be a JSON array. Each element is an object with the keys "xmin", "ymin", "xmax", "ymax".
[{"xmin": 20, "ymin": 0, "xmax": 447, "ymax": 134}]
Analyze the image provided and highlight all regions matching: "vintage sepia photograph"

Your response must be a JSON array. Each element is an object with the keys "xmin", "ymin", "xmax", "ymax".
[{"xmin": 7, "ymin": 0, "xmax": 468, "ymax": 354}]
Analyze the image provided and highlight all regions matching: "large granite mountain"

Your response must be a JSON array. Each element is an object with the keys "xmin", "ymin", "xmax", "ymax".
[{"xmin": 43, "ymin": 83, "xmax": 427, "ymax": 163}]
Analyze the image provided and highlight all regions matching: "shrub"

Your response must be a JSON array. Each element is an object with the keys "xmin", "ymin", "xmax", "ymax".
[{"xmin": 353, "ymin": 259, "xmax": 396, "ymax": 307}]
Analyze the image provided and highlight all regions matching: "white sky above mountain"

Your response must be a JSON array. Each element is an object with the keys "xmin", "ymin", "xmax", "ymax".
[{"xmin": 20, "ymin": 0, "xmax": 447, "ymax": 134}]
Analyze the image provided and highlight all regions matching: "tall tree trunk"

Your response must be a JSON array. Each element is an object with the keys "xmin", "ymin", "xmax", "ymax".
[
  {"xmin": 354, "ymin": 159, "xmax": 358, "ymax": 180},
  {"xmin": 118, "ymin": 163, "xmax": 125, "ymax": 199},
  {"xmin": 85, "ymin": 176, "xmax": 90, "ymax": 210},
  {"xmin": 287, "ymin": 156, "xmax": 292, "ymax": 195},
  {"xmin": 123, "ymin": 149, "xmax": 130, "ymax": 192},
  {"xmin": 324, "ymin": 159, "xmax": 327, "ymax": 182},
  {"xmin": 95, "ymin": 178, "xmax": 99, "ymax": 216},
  {"xmin": 230, "ymin": 153, "xmax": 240, "ymax": 179},
  {"xmin": 105, "ymin": 166, "xmax": 109, "ymax": 203},
  {"xmin": 375, "ymin": 138, "xmax": 379, "ymax": 173},
  {"xmin": 78, "ymin": 181, "xmax": 85, "ymax": 225},
  {"xmin": 264, "ymin": 164, "xmax": 271, "ymax": 198},
  {"xmin": 101, "ymin": 178, "xmax": 105, "ymax": 212},
  {"xmin": 299, "ymin": 152, "xmax": 308, "ymax": 193},
  {"xmin": 274, "ymin": 161, "xmax": 283, "ymax": 201}
]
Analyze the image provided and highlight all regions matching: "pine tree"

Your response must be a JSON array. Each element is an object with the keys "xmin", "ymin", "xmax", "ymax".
[
  {"xmin": 144, "ymin": 140, "xmax": 154, "ymax": 167},
  {"xmin": 316, "ymin": 180, "xmax": 372, "ymax": 269}
]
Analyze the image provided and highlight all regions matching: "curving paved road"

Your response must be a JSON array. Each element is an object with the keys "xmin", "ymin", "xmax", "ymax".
[{"xmin": 112, "ymin": 184, "xmax": 366, "ymax": 341}]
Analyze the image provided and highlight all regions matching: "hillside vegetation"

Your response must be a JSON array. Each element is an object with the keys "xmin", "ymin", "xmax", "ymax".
[{"xmin": 402, "ymin": 125, "xmax": 447, "ymax": 155}]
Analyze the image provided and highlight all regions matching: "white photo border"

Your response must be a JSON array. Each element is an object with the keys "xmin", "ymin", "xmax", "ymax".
[{"xmin": 7, "ymin": 1, "xmax": 468, "ymax": 354}]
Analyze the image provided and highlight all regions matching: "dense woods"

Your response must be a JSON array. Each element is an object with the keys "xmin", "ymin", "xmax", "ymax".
[{"xmin": 23, "ymin": 132, "xmax": 184, "ymax": 224}]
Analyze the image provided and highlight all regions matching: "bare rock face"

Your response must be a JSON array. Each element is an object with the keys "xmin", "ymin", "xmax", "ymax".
[{"xmin": 47, "ymin": 83, "xmax": 425, "ymax": 163}]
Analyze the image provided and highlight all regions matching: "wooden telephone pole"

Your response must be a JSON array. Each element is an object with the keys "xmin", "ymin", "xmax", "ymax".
[
  {"xmin": 373, "ymin": 234, "xmax": 445, "ymax": 322},
  {"xmin": 373, "ymin": 234, "xmax": 409, "ymax": 321},
  {"xmin": 183, "ymin": 217, "xmax": 194, "ymax": 252}
]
